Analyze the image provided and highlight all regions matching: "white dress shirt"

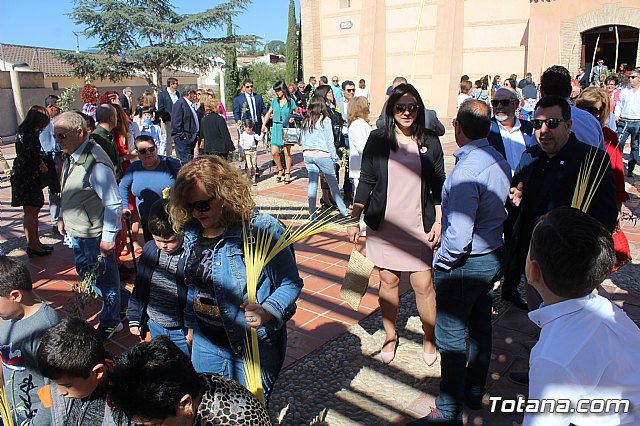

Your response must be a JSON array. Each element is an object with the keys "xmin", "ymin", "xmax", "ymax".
[
  {"xmin": 39, "ymin": 120, "xmax": 57, "ymax": 153},
  {"xmin": 525, "ymin": 294, "xmax": 640, "ymax": 426},
  {"xmin": 63, "ymin": 138, "xmax": 122, "ymax": 243},
  {"xmin": 497, "ymin": 118, "xmax": 527, "ymax": 174},
  {"xmin": 189, "ymin": 100, "xmax": 200, "ymax": 132},
  {"xmin": 169, "ymin": 89, "xmax": 179, "ymax": 104},
  {"xmin": 614, "ymin": 87, "xmax": 640, "ymax": 120},
  {"xmin": 244, "ymin": 93, "xmax": 257, "ymax": 121}
]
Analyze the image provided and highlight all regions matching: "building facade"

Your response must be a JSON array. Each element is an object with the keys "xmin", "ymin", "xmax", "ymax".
[{"xmin": 300, "ymin": 0, "xmax": 640, "ymax": 120}]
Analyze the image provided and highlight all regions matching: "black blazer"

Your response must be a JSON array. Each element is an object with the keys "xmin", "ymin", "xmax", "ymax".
[
  {"xmin": 200, "ymin": 113, "xmax": 235, "ymax": 155},
  {"xmin": 506, "ymin": 133, "xmax": 618, "ymax": 273},
  {"xmin": 119, "ymin": 94, "xmax": 132, "ymax": 115},
  {"xmin": 170, "ymin": 97, "xmax": 198, "ymax": 142},
  {"xmin": 157, "ymin": 89, "xmax": 180, "ymax": 122},
  {"xmin": 354, "ymin": 129, "xmax": 446, "ymax": 232}
]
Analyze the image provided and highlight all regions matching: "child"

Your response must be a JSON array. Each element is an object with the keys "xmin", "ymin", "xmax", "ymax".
[
  {"xmin": 137, "ymin": 107, "xmax": 166, "ymax": 155},
  {"xmin": 127, "ymin": 199, "xmax": 190, "ymax": 355},
  {"xmin": 239, "ymin": 118, "xmax": 262, "ymax": 186},
  {"xmin": 36, "ymin": 317, "xmax": 121, "ymax": 425},
  {"xmin": 0, "ymin": 255, "xmax": 60, "ymax": 425},
  {"xmin": 524, "ymin": 207, "xmax": 640, "ymax": 425}
]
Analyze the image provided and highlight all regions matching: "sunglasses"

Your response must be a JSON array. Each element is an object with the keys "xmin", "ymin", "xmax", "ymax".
[
  {"xmin": 54, "ymin": 129, "xmax": 76, "ymax": 139},
  {"xmin": 394, "ymin": 103, "xmax": 419, "ymax": 114},
  {"xmin": 629, "ymin": 75, "xmax": 639, "ymax": 79},
  {"xmin": 137, "ymin": 146, "xmax": 156, "ymax": 155},
  {"xmin": 577, "ymin": 105, "xmax": 601, "ymax": 117},
  {"xmin": 345, "ymin": 88, "xmax": 356, "ymax": 93},
  {"xmin": 532, "ymin": 118, "xmax": 566, "ymax": 129},
  {"xmin": 187, "ymin": 196, "xmax": 214, "ymax": 213},
  {"xmin": 332, "ymin": 80, "xmax": 339, "ymax": 83},
  {"xmin": 245, "ymin": 85, "xmax": 253, "ymax": 88},
  {"xmin": 491, "ymin": 99, "xmax": 514, "ymax": 107}
]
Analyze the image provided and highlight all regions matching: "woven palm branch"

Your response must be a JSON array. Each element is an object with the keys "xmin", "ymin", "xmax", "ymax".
[
  {"xmin": 571, "ymin": 145, "xmax": 612, "ymax": 213},
  {"xmin": 0, "ymin": 380, "xmax": 15, "ymax": 426},
  {"xmin": 242, "ymin": 208, "xmax": 354, "ymax": 404}
]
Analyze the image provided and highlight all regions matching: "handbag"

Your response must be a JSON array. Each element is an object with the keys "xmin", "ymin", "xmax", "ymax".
[
  {"xmin": 612, "ymin": 223, "xmax": 631, "ymax": 272},
  {"xmin": 340, "ymin": 247, "xmax": 375, "ymax": 310}
]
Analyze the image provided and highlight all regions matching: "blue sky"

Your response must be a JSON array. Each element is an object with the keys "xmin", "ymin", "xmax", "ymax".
[{"xmin": 1, "ymin": 0, "xmax": 295, "ymax": 51}]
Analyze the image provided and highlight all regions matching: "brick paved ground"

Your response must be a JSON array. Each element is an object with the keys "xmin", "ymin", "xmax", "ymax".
[{"xmin": 0, "ymin": 125, "xmax": 639, "ymax": 425}]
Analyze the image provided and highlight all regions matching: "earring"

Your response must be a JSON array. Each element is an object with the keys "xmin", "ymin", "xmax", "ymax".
[{"xmin": 187, "ymin": 411, "xmax": 194, "ymax": 417}]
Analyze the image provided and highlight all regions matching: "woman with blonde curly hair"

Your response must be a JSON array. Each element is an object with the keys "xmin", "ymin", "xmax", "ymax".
[
  {"xmin": 81, "ymin": 84, "xmax": 99, "ymax": 119},
  {"xmin": 167, "ymin": 155, "xmax": 302, "ymax": 404}
]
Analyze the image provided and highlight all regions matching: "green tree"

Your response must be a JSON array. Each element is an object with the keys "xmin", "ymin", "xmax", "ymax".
[
  {"xmin": 239, "ymin": 62, "xmax": 286, "ymax": 100},
  {"xmin": 285, "ymin": 0, "xmax": 297, "ymax": 84},
  {"xmin": 264, "ymin": 40, "xmax": 286, "ymax": 55},
  {"xmin": 225, "ymin": 13, "xmax": 241, "ymax": 110},
  {"xmin": 57, "ymin": 0, "xmax": 252, "ymax": 88}
]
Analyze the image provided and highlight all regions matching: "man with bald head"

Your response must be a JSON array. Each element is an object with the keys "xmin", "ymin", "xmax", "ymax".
[
  {"xmin": 54, "ymin": 112, "xmax": 128, "ymax": 340},
  {"xmin": 409, "ymin": 100, "xmax": 511, "ymax": 425}
]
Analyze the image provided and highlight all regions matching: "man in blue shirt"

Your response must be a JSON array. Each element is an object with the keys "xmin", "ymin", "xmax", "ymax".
[{"xmin": 409, "ymin": 100, "xmax": 511, "ymax": 426}]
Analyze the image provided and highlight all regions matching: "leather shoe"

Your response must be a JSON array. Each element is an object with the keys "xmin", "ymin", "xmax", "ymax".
[{"xmin": 502, "ymin": 291, "xmax": 527, "ymax": 310}]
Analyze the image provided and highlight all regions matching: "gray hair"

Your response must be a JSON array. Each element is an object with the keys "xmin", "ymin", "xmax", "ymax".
[{"xmin": 55, "ymin": 111, "xmax": 87, "ymax": 133}]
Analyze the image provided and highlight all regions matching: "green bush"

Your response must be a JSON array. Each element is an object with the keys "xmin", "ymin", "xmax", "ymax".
[{"xmin": 239, "ymin": 62, "xmax": 286, "ymax": 101}]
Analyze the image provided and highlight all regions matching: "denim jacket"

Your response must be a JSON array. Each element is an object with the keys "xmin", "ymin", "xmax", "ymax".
[
  {"xmin": 301, "ymin": 116, "xmax": 339, "ymax": 162},
  {"xmin": 181, "ymin": 212, "xmax": 303, "ymax": 354}
]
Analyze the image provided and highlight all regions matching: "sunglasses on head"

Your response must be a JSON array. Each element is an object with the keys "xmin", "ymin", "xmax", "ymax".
[
  {"xmin": 491, "ymin": 99, "xmax": 514, "ymax": 107},
  {"xmin": 137, "ymin": 146, "xmax": 156, "ymax": 155},
  {"xmin": 54, "ymin": 129, "xmax": 76, "ymax": 140},
  {"xmin": 187, "ymin": 196, "xmax": 214, "ymax": 213},
  {"xmin": 394, "ymin": 103, "xmax": 419, "ymax": 114},
  {"xmin": 531, "ymin": 118, "xmax": 566, "ymax": 129}
]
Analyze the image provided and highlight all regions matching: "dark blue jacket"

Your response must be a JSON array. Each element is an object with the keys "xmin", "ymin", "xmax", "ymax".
[
  {"xmin": 157, "ymin": 89, "xmax": 180, "ymax": 122},
  {"xmin": 232, "ymin": 93, "xmax": 267, "ymax": 131},
  {"xmin": 487, "ymin": 118, "xmax": 536, "ymax": 162},
  {"xmin": 171, "ymin": 97, "xmax": 198, "ymax": 142},
  {"xmin": 127, "ymin": 240, "xmax": 188, "ymax": 337}
]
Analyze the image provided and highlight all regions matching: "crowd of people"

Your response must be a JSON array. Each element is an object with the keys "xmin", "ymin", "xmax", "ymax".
[{"xmin": 1, "ymin": 62, "xmax": 640, "ymax": 426}]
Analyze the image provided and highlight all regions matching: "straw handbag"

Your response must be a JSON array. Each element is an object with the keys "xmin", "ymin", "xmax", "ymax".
[{"xmin": 341, "ymin": 248, "xmax": 375, "ymax": 310}]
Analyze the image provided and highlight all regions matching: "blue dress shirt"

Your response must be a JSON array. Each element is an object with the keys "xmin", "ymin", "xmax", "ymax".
[{"xmin": 434, "ymin": 138, "xmax": 511, "ymax": 271}]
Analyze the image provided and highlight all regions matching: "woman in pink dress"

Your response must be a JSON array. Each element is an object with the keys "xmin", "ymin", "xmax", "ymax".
[{"xmin": 347, "ymin": 84, "xmax": 445, "ymax": 365}]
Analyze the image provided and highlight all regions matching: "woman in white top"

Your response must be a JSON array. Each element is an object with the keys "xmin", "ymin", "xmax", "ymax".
[
  {"xmin": 347, "ymin": 96, "xmax": 372, "ymax": 192},
  {"xmin": 354, "ymin": 79, "xmax": 371, "ymax": 104},
  {"xmin": 456, "ymin": 80, "xmax": 473, "ymax": 109}
]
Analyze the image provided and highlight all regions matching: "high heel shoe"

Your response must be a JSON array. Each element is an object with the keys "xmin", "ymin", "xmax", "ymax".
[
  {"xmin": 276, "ymin": 169, "xmax": 284, "ymax": 182},
  {"xmin": 422, "ymin": 339, "xmax": 438, "ymax": 366},
  {"xmin": 284, "ymin": 172, "xmax": 292, "ymax": 184},
  {"xmin": 26, "ymin": 247, "xmax": 52, "ymax": 258},
  {"xmin": 380, "ymin": 336, "xmax": 398, "ymax": 364}
]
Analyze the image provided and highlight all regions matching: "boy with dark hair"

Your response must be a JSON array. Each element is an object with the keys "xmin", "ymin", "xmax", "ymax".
[
  {"xmin": 0, "ymin": 255, "xmax": 60, "ymax": 425},
  {"xmin": 127, "ymin": 199, "xmax": 190, "ymax": 354},
  {"xmin": 36, "ymin": 317, "xmax": 121, "ymax": 425},
  {"xmin": 524, "ymin": 207, "xmax": 640, "ymax": 425}
]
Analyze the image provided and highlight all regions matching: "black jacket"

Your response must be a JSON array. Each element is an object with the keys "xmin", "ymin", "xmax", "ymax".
[
  {"xmin": 200, "ymin": 113, "xmax": 235, "ymax": 155},
  {"xmin": 354, "ymin": 129, "xmax": 446, "ymax": 232},
  {"xmin": 157, "ymin": 89, "xmax": 180, "ymax": 122},
  {"xmin": 127, "ymin": 240, "xmax": 188, "ymax": 337}
]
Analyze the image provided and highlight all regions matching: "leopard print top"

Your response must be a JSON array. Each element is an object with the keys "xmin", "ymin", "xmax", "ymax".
[{"xmin": 194, "ymin": 373, "xmax": 271, "ymax": 425}]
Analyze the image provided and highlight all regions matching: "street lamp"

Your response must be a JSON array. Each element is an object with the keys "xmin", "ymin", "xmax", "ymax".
[{"xmin": 10, "ymin": 61, "xmax": 29, "ymax": 126}]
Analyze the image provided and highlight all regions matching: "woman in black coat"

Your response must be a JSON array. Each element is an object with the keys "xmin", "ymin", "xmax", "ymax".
[
  {"xmin": 198, "ymin": 96, "xmax": 235, "ymax": 159},
  {"xmin": 11, "ymin": 105, "xmax": 53, "ymax": 257}
]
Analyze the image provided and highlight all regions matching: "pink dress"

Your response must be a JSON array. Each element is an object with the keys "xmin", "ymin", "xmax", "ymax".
[{"xmin": 366, "ymin": 140, "xmax": 434, "ymax": 271}]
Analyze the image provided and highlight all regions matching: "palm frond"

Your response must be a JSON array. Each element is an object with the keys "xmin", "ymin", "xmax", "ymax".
[{"xmin": 571, "ymin": 145, "xmax": 611, "ymax": 213}]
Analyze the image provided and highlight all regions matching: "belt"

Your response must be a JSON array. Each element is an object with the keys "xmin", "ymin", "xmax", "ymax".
[{"xmin": 621, "ymin": 118, "xmax": 640, "ymax": 122}]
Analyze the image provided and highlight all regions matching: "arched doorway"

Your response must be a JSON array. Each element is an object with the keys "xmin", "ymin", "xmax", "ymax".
[{"xmin": 581, "ymin": 25, "xmax": 638, "ymax": 73}]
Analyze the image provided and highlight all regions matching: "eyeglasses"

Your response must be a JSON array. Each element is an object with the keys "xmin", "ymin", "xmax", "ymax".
[
  {"xmin": 54, "ymin": 129, "xmax": 76, "ymax": 139},
  {"xmin": 394, "ymin": 103, "xmax": 419, "ymax": 114},
  {"xmin": 629, "ymin": 75, "xmax": 639, "ymax": 79},
  {"xmin": 345, "ymin": 88, "xmax": 356, "ymax": 93},
  {"xmin": 137, "ymin": 146, "xmax": 156, "ymax": 155},
  {"xmin": 491, "ymin": 99, "xmax": 514, "ymax": 107},
  {"xmin": 245, "ymin": 85, "xmax": 253, "ymax": 88},
  {"xmin": 577, "ymin": 105, "xmax": 601, "ymax": 117},
  {"xmin": 531, "ymin": 118, "xmax": 566, "ymax": 129},
  {"xmin": 187, "ymin": 196, "xmax": 214, "ymax": 213},
  {"xmin": 332, "ymin": 80, "xmax": 339, "ymax": 83}
]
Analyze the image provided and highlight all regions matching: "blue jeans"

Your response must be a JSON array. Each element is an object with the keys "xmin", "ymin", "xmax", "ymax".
[
  {"xmin": 520, "ymin": 109, "xmax": 534, "ymax": 121},
  {"xmin": 71, "ymin": 236, "xmax": 129, "ymax": 328},
  {"xmin": 174, "ymin": 137, "xmax": 195, "ymax": 165},
  {"xmin": 617, "ymin": 120, "xmax": 640, "ymax": 161},
  {"xmin": 191, "ymin": 324, "xmax": 287, "ymax": 405},
  {"xmin": 148, "ymin": 318, "xmax": 190, "ymax": 356},
  {"xmin": 434, "ymin": 248, "xmax": 503, "ymax": 421},
  {"xmin": 304, "ymin": 156, "xmax": 348, "ymax": 217}
]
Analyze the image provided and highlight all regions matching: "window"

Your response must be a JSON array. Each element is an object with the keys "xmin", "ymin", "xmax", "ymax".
[
  {"xmin": 340, "ymin": 0, "xmax": 351, "ymax": 8},
  {"xmin": 52, "ymin": 82, "xmax": 59, "ymax": 90}
]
